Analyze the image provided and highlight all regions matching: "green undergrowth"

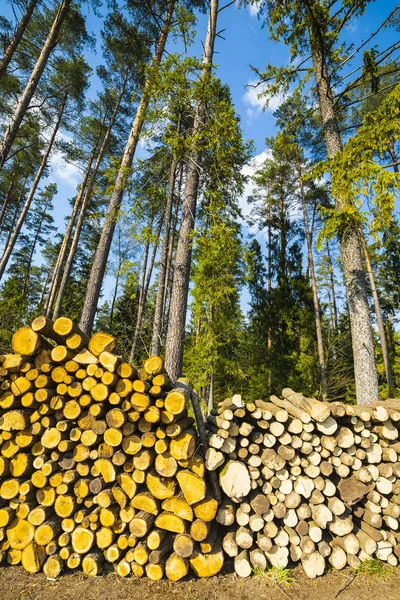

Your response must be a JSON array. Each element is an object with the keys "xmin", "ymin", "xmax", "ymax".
[
  {"xmin": 252, "ymin": 565, "xmax": 296, "ymax": 586},
  {"xmin": 354, "ymin": 559, "xmax": 395, "ymax": 579}
]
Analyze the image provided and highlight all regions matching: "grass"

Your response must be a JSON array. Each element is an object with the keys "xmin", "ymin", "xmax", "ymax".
[
  {"xmin": 252, "ymin": 565, "xmax": 296, "ymax": 587},
  {"xmin": 354, "ymin": 558, "xmax": 395, "ymax": 580}
]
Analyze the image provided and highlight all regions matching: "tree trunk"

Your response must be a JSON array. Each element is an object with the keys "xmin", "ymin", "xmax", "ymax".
[
  {"xmin": 0, "ymin": 0, "xmax": 71, "ymax": 170},
  {"xmin": 267, "ymin": 191, "xmax": 272, "ymax": 395},
  {"xmin": 0, "ymin": 93, "xmax": 67, "ymax": 280},
  {"xmin": 46, "ymin": 141, "xmax": 99, "ymax": 317},
  {"xmin": 130, "ymin": 218, "xmax": 162, "ymax": 361},
  {"xmin": 51, "ymin": 76, "xmax": 128, "ymax": 320},
  {"xmin": 307, "ymin": 11, "xmax": 379, "ymax": 404},
  {"xmin": 325, "ymin": 240, "xmax": 338, "ymax": 329},
  {"xmin": 151, "ymin": 153, "xmax": 179, "ymax": 355},
  {"xmin": 387, "ymin": 139, "xmax": 398, "ymax": 173},
  {"xmin": 0, "ymin": 0, "xmax": 38, "ymax": 78},
  {"xmin": 1, "ymin": 186, "xmax": 25, "ymax": 257},
  {"xmin": 163, "ymin": 164, "xmax": 183, "ymax": 322},
  {"xmin": 0, "ymin": 172, "xmax": 16, "ymax": 238},
  {"xmin": 22, "ymin": 195, "xmax": 52, "ymax": 295},
  {"xmin": 164, "ymin": 0, "xmax": 219, "ymax": 381},
  {"xmin": 38, "ymin": 265, "xmax": 52, "ymax": 308},
  {"xmin": 78, "ymin": 3, "xmax": 176, "ymax": 336},
  {"xmin": 359, "ymin": 228, "xmax": 395, "ymax": 397},
  {"xmin": 129, "ymin": 219, "xmax": 153, "ymax": 362},
  {"xmin": 298, "ymin": 164, "xmax": 326, "ymax": 396}
]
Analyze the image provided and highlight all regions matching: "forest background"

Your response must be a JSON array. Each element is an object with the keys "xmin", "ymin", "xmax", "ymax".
[{"xmin": 0, "ymin": 0, "xmax": 399, "ymax": 407}]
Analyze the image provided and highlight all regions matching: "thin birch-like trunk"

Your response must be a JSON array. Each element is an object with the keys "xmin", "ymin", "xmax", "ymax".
[
  {"xmin": 359, "ymin": 228, "xmax": 395, "ymax": 397},
  {"xmin": 298, "ymin": 164, "xmax": 327, "ymax": 396},
  {"xmin": 325, "ymin": 240, "xmax": 338, "ymax": 329},
  {"xmin": 151, "ymin": 153, "xmax": 179, "ymax": 355},
  {"xmin": 22, "ymin": 196, "xmax": 51, "ymax": 295},
  {"xmin": 129, "ymin": 221, "xmax": 152, "ymax": 362},
  {"xmin": 46, "ymin": 141, "xmax": 99, "ymax": 316}
]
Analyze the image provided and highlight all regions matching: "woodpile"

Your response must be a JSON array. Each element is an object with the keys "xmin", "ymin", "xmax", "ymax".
[
  {"xmin": 206, "ymin": 390, "xmax": 400, "ymax": 578},
  {"xmin": 0, "ymin": 316, "xmax": 223, "ymax": 579}
]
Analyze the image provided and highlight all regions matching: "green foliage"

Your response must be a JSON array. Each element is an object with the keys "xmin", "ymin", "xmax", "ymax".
[
  {"xmin": 355, "ymin": 558, "xmax": 394, "ymax": 579},
  {"xmin": 252, "ymin": 565, "xmax": 296, "ymax": 586}
]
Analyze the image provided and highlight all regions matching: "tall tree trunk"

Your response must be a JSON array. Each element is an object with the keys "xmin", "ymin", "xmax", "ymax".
[
  {"xmin": 46, "ymin": 140, "xmax": 99, "ymax": 316},
  {"xmin": 51, "ymin": 77, "xmax": 128, "ymax": 320},
  {"xmin": 0, "ymin": 0, "xmax": 38, "ymax": 79},
  {"xmin": 326, "ymin": 240, "xmax": 338, "ymax": 329},
  {"xmin": 22, "ymin": 196, "xmax": 51, "ymax": 295},
  {"xmin": 151, "ymin": 152, "xmax": 179, "ymax": 355},
  {"xmin": 307, "ymin": 6, "xmax": 379, "ymax": 404},
  {"xmin": 38, "ymin": 266, "xmax": 52, "ymax": 308},
  {"xmin": 388, "ymin": 139, "xmax": 398, "ymax": 173},
  {"xmin": 0, "ymin": 0, "xmax": 71, "ymax": 170},
  {"xmin": 2, "ymin": 186, "xmax": 25, "ymax": 256},
  {"xmin": 0, "ymin": 173, "xmax": 16, "ymax": 238},
  {"xmin": 0, "ymin": 93, "xmax": 66, "ymax": 280},
  {"xmin": 79, "ymin": 3, "xmax": 176, "ymax": 335},
  {"xmin": 163, "ymin": 164, "xmax": 183, "ymax": 318},
  {"xmin": 359, "ymin": 228, "xmax": 395, "ymax": 397},
  {"xmin": 298, "ymin": 164, "xmax": 327, "ymax": 396},
  {"xmin": 266, "ymin": 191, "xmax": 272, "ymax": 394},
  {"xmin": 165, "ymin": 0, "xmax": 219, "ymax": 381},
  {"xmin": 130, "ymin": 218, "xmax": 162, "ymax": 361},
  {"xmin": 207, "ymin": 371, "xmax": 214, "ymax": 414},
  {"xmin": 129, "ymin": 221, "xmax": 152, "ymax": 362},
  {"xmin": 109, "ymin": 270, "xmax": 120, "ymax": 331}
]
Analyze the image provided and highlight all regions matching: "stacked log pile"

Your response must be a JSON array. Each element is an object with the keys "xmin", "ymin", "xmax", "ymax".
[
  {"xmin": 206, "ymin": 389, "xmax": 400, "ymax": 579},
  {"xmin": 0, "ymin": 316, "xmax": 223, "ymax": 579}
]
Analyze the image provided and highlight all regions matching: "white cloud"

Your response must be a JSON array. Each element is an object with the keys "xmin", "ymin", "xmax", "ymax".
[
  {"xmin": 248, "ymin": 2, "xmax": 262, "ymax": 16},
  {"xmin": 50, "ymin": 151, "xmax": 81, "ymax": 188},
  {"xmin": 243, "ymin": 79, "xmax": 286, "ymax": 115},
  {"xmin": 238, "ymin": 149, "xmax": 272, "ymax": 226}
]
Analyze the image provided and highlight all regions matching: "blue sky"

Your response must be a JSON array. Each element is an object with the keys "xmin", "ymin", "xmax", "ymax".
[{"xmin": 2, "ymin": 0, "xmax": 400, "ymax": 314}]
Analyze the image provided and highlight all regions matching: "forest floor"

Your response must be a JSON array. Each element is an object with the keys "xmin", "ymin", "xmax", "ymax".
[{"xmin": 0, "ymin": 563, "xmax": 399, "ymax": 600}]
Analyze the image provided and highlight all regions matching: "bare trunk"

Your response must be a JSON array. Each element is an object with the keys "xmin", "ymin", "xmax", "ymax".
[
  {"xmin": 130, "ymin": 218, "xmax": 162, "ymax": 361},
  {"xmin": 22, "ymin": 196, "xmax": 51, "ymax": 295},
  {"xmin": 387, "ymin": 139, "xmax": 398, "ymax": 173},
  {"xmin": 2, "ymin": 187, "xmax": 24, "ymax": 257},
  {"xmin": 359, "ymin": 228, "xmax": 395, "ymax": 397},
  {"xmin": 129, "ymin": 227, "xmax": 151, "ymax": 362},
  {"xmin": 79, "ymin": 3, "xmax": 175, "ymax": 336},
  {"xmin": 109, "ymin": 271, "xmax": 120, "ymax": 331},
  {"xmin": 164, "ymin": 0, "xmax": 219, "ymax": 381},
  {"xmin": 163, "ymin": 163, "xmax": 183, "ymax": 320},
  {"xmin": 308, "ymin": 14, "xmax": 379, "ymax": 404},
  {"xmin": 51, "ymin": 77, "xmax": 127, "ymax": 320},
  {"xmin": 0, "ymin": 94, "xmax": 66, "ymax": 280},
  {"xmin": 0, "ymin": 0, "xmax": 38, "ymax": 78},
  {"xmin": 326, "ymin": 240, "xmax": 338, "ymax": 329},
  {"xmin": 0, "ymin": 0, "xmax": 71, "ymax": 170},
  {"xmin": 38, "ymin": 266, "xmax": 52, "ymax": 308},
  {"xmin": 151, "ymin": 153, "xmax": 179, "ymax": 355},
  {"xmin": 207, "ymin": 371, "xmax": 214, "ymax": 414},
  {"xmin": 46, "ymin": 141, "xmax": 99, "ymax": 317},
  {"xmin": 0, "ymin": 173, "xmax": 16, "ymax": 238},
  {"xmin": 298, "ymin": 164, "xmax": 327, "ymax": 396},
  {"xmin": 267, "ymin": 193, "xmax": 272, "ymax": 394}
]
